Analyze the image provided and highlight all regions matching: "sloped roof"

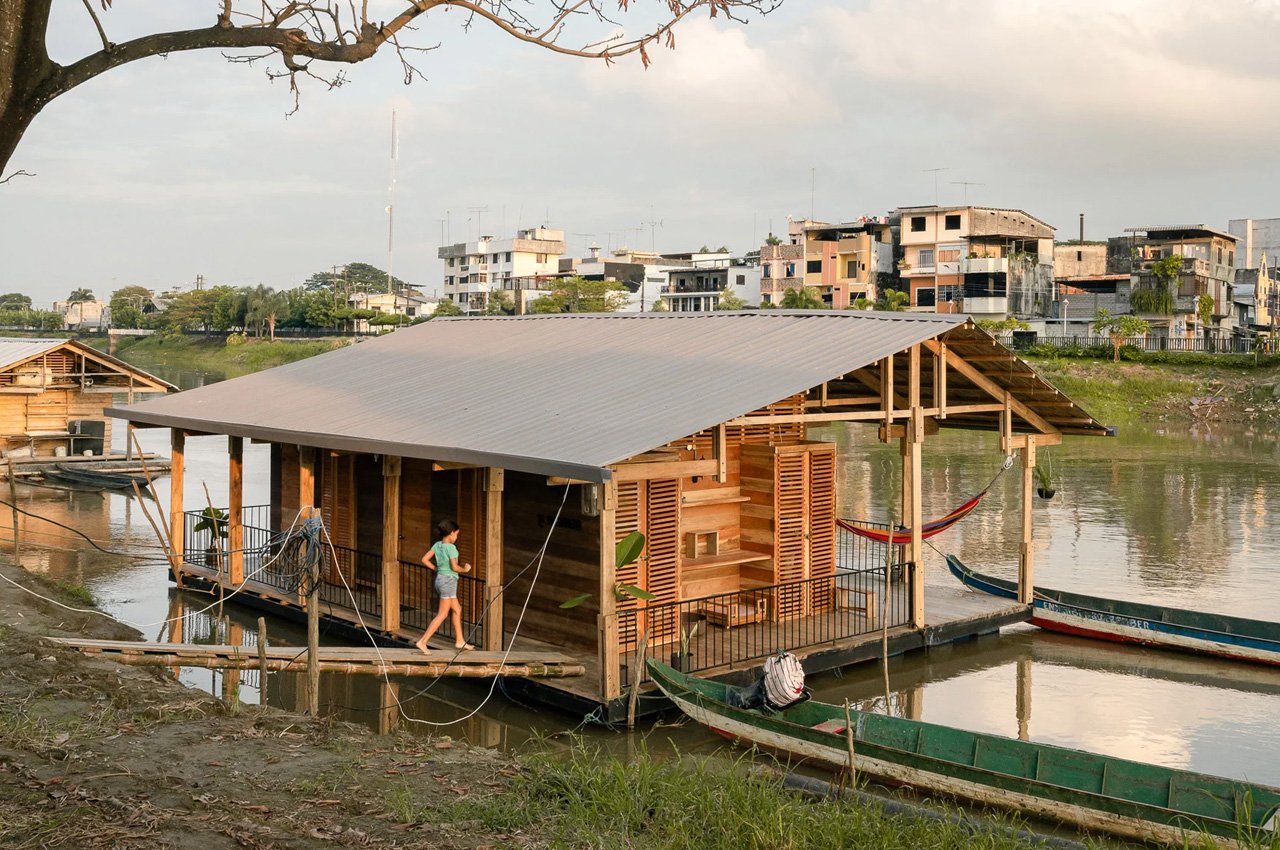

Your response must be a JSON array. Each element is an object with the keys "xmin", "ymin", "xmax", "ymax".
[
  {"xmin": 108, "ymin": 312, "xmax": 1101, "ymax": 482},
  {"xmin": 0, "ymin": 337, "xmax": 175, "ymax": 390}
]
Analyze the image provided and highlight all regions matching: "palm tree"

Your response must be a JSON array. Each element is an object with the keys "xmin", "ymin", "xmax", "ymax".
[{"xmin": 246, "ymin": 285, "xmax": 289, "ymax": 340}]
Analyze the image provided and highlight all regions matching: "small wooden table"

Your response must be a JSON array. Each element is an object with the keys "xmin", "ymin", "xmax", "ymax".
[{"xmin": 700, "ymin": 592, "xmax": 769, "ymax": 629}]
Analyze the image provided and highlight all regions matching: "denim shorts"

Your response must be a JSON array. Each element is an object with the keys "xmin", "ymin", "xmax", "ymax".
[{"xmin": 435, "ymin": 573, "xmax": 458, "ymax": 600}]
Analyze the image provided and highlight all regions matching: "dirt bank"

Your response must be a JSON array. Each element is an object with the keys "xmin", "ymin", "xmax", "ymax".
[{"xmin": 0, "ymin": 563, "xmax": 520, "ymax": 849}]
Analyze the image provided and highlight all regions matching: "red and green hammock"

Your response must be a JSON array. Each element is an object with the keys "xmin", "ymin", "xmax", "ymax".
[{"xmin": 837, "ymin": 454, "xmax": 1015, "ymax": 545}]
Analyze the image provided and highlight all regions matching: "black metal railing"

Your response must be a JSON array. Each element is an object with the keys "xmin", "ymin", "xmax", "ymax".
[
  {"xmin": 317, "ymin": 545, "xmax": 384, "ymax": 621},
  {"xmin": 1016, "ymin": 334, "xmax": 1252, "ymax": 354},
  {"xmin": 398, "ymin": 559, "xmax": 487, "ymax": 647},
  {"xmin": 618, "ymin": 565, "xmax": 910, "ymax": 682},
  {"xmin": 838, "ymin": 518, "xmax": 905, "ymax": 577}
]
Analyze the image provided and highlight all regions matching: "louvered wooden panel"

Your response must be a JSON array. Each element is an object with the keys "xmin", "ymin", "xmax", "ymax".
[
  {"xmin": 25, "ymin": 391, "xmax": 68, "ymax": 434},
  {"xmin": 614, "ymin": 480, "xmax": 645, "ymax": 650},
  {"xmin": 730, "ymin": 393, "xmax": 806, "ymax": 446},
  {"xmin": 644, "ymin": 477, "xmax": 681, "ymax": 643},
  {"xmin": 320, "ymin": 453, "xmax": 356, "ymax": 583},
  {"xmin": 774, "ymin": 450, "xmax": 809, "ymax": 620},
  {"xmin": 455, "ymin": 469, "xmax": 487, "ymax": 579},
  {"xmin": 807, "ymin": 445, "xmax": 837, "ymax": 612}
]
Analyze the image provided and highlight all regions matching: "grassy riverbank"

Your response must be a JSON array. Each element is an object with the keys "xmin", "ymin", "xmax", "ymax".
[
  {"xmin": 103, "ymin": 334, "xmax": 354, "ymax": 381},
  {"xmin": 0, "ymin": 563, "xmax": 1107, "ymax": 850}
]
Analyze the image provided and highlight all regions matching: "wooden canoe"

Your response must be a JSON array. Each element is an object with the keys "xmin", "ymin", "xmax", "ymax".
[
  {"xmin": 44, "ymin": 463, "xmax": 151, "ymax": 491},
  {"xmin": 647, "ymin": 658, "xmax": 1280, "ymax": 846},
  {"xmin": 946, "ymin": 555, "xmax": 1280, "ymax": 666}
]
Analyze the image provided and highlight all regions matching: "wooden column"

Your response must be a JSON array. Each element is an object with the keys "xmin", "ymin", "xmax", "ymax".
[
  {"xmin": 483, "ymin": 468, "xmax": 504, "ymax": 650},
  {"xmin": 228, "ymin": 436, "xmax": 244, "ymax": 586},
  {"xmin": 381, "ymin": 456, "xmax": 402, "ymax": 633},
  {"xmin": 907, "ymin": 345, "xmax": 925, "ymax": 629},
  {"xmin": 597, "ymin": 479, "xmax": 620, "ymax": 701},
  {"xmin": 297, "ymin": 447, "xmax": 316, "ymax": 607},
  {"xmin": 1015, "ymin": 656, "xmax": 1032, "ymax": 741},
  {"xmin": 934, "ymin": 342, "xmax": 948, "ymax": 420},
  {"xmin": 169, "ymin": 430, "xmax": 185, "ymax": 578},
  {"xmin": 1018, "ymin": 436, "xmax": 1036, "ymax": 605}
]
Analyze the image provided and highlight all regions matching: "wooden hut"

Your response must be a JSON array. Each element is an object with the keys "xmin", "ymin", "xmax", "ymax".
[
  {"xmin": 110, "ymin": 312, "xmax": 1108, "ymax": 719},
  {"xmin": 0, "ymin": 338, "xmax": 173, "ymax": 459}
]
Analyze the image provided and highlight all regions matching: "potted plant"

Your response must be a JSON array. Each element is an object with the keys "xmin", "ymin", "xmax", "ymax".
[
  {"xmin": 1034, "ymin": 457, "xmax": 1056, "ymax": 499},
  {"xmin": 671, "ymin": 622, "xmax": 699, "ymax": 673},
  {"xmin": 194, "ymin": 506, "xmax": 229, "ymax": 564}
]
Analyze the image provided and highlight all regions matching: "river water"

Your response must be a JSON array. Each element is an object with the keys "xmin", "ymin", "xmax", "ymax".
[{"xmin": 13, "ymin": 364, "xmax": 1280, "ymax": 787}]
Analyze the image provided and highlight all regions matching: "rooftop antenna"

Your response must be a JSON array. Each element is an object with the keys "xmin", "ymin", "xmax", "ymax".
[
  {"xmin": 923, "ymin": 167, "xmax": 949, "ymax": 206},
  {"xmin": 467, "ymin": 205, "xmax": 489, "ymax": 241},
  {"xmin": 572, "ymin": 233, "xmax": 595, "ymax": 258},
  {"xmin": 642, "ymin": 207, "xmax": 663, "ymax": 253},
  {"xmin": 810, "ymin": 167, "xmax": 815, "ymax": 221},
  {"xmin": 950, "ymin": 180, "xmax": 983, "ymax": 205},
  {"xmin": 386, "ymin": 108, "xmax": 398, "ymax": 298}
]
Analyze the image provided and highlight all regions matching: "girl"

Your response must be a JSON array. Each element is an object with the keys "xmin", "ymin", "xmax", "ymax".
[{"xmin": 415, "ymin": 519, "xmax": 475, "ymax": 654}]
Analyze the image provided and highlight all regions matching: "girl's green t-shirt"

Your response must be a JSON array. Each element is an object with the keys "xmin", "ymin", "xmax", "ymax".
[{"xmin": 433, "ymin": 541, "xmax": 459, "ymax": 577}]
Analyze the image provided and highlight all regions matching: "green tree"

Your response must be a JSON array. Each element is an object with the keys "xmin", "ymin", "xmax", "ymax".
[
  {"xmin": 0, "ymin": 293, "xmax": 31, "ymax": 311},
  {"xmin": 430, "ymin": 299, "xmax": 464, "ymax": 319},
  {"xmin": 1196, "ymin": 294, "xmax": 1214, "ymax": 327},
  {"xmin": 765, "ymin": 234, "xmax": 782, "ymax": 247},
  {"xmin": 649, "ymin": 298, "xmax": 670, "ymax": 312},
  {"xmin": 2, "ymin": 3, "xmax": 766, "ymax": 176},
  {"xmin": 716, "ymin": 288, "xmax": 746, "ymax": 311},
  {"xmin": 779, "ymin": 286, "xmax": 826, "ymax": 309},
  {"xmin": 976, "ymin": 317, "xmax": 1030, "ymax": 336},
  {"xmin": 108, "ymin": 285, "xmax": 151, "ymax": 328},
  {"xmin": 530, "ymin": 277, "xmax": 628, "ymax": 314},
  {"xmin": 245, "ymin": 284, "xmax": 289, "ymax": 340},
  {"xmin": 30, "ymin": 309, "xmax": 62, "ymax": 330},
  {"xmin": 848, "ymin": 296, "xmax": 873, "ymax": 311},
  {"xmin": 157, "ymin": 288, "xmax": 219, "ymax": 335},
  {"xmin": 874, "ymin": 288, "xmax": 909, "ymax": 311},
  {"xmin": 484, "ymin": 289, "xmax": 514, "ymax": 316},
  {"xmin": 1092, "ymin": 309, "xmax": 1151, "ymax": 362},
  {"xmin": 1132, "ymin": 254, "xmax": 1183, "ymax": 316},
  {"xmin": 67, "ymin": 287, "xmax": 94, "ymax": 302},
  {"xmin": 211, "ymin": 286, "xmax": 247, "ymax": 331}
]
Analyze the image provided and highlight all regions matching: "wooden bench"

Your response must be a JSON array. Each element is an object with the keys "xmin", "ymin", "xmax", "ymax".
[
  {"xmin": 838, "ymin": 587, "xmax": 877, "ymax": 624},
  {"xmin": 700, "ymin": 591, "xmax": 769, "ymax": 629}
]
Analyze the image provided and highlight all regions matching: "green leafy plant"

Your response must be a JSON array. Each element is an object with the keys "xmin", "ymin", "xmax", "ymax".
[
  {"xmin": 779, "ymin": 286, "xmax": 826, "ymax": 310},
  {"xmin": 677, "ymin": 622, "xmax": 699, "ymax": 657},
  {"xmin": 716, "ymin": 288, "xmax": 746, "ymax": 311},
  {"xmin": 1034, "ymin": 456, "xmax": 1053, "ymax": 489},
  {"xmin": 193, "ymin": 506, "xmax": 229, "ymax": 539},
  {"xmin": 1129, "ymin": 287, "xmax": 1175, "ymax": 315},
  {"xmin": 1196, "ymin": 294, "xmax": 1214, "ymax": 326},
  {"xmin": 1091, "ymin": 309, "xmax": 1151, "ymax": 362},
  {"xmin": 560, "ymin": 530, "xmax": 647, "ymax": 609},
  {"xmin": 874, "ymin": 288, "xmax": 909, "ymax": 311}
]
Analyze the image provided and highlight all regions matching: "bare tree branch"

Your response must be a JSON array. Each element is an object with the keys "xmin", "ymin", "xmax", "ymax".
[
  {"xmin": 79, "ymin": 0, "xmax": 111, "ymax": 52},
  {"xmin": 0, "ymin": 169, "xmax": 35, "ymax": 185}
]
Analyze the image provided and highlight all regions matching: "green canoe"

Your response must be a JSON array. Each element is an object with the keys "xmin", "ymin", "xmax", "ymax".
[{"xmin": 647, "ymin": 658, "xmax": 1280, "ymax": 847}]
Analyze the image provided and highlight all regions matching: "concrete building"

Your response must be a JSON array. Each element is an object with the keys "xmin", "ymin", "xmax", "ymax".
[
  {"xmin": 54, "ymin": 299, "xmax": 107, "ymax": 330},
  {"xmin": 348, "ymin": 290, "xmax": 437, "ymax": 327},
  {"xmin": 557, "ymin": 246, "xmax": 676, "ymax": 312},
  {"xmin": 1228, "ymin": 218, "xmax": 1280, "ymax": 270},
  {"xmin": 438, "ymin": 227, "xmax": 566, "ymax": 313},
  {"xmin": 801, "ymin": 218, "xmax": 895, "ymax": 308},
  {"xmin": 896, "ymin": 206, "xmax": 1055, "ymax": 320},
  {"xmin": 1234, "ymin": 255, "xmax": 1278, "ymax": 337},
  {"xmin": 1053, "ymin": 243, "xmax": 1107, "ymax": 278},
  {"xmin": 1117, "ymin": 225, "xmax": 1238, "ymax": 341},
  {"xmin": 758, "ymin": 220, "xmax": 807, "ymax": 307},
  {"xmin": 662, "ymin": 255, "xmax": 762, "ymax": 312}
]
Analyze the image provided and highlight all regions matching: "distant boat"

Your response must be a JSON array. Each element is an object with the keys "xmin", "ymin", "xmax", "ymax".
[
  {"xmin": 648, "ymin": 658, "xmax": 1280, "ymax": 847},
  {"xmin": 946, "ymin": 555, "xmax": 1280, "ymax": 666},
  {"xmin": 43, "ymin": 464, "xmax": 151, "ymax": 491}
]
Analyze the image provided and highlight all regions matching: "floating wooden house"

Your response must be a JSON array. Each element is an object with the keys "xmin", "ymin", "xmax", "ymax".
[
  {"xmin": 0, "ymin": 338, "xmax": 173, "ymax": 460},
  {"xmin": 110, "ymin": 313, "xmax": 1107, "ymax": 719}
]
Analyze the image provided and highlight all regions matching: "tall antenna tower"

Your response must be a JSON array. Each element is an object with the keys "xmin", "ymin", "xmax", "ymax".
[
  {"xmin": 641, "ymin": 207, "xmax": 663, "ymax": 253},
  {"xmin": 386, "ymin": 109, "xmax": 399, "ymax": 301}
]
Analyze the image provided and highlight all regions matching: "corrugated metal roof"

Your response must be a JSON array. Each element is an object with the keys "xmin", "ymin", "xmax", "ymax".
[
  {"xmin": 0, "ymin": 338, "xmax": 67, "ymax": 370},
  {"xmin": 109, "ymin": 312, "xmax": 982, "ymax": 481}
]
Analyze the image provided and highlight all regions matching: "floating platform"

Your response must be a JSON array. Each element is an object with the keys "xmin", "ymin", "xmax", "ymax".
[
  {"xmin": 52, "ymin": 637, "xmax": 585, "ymax": 678},
  {"xmin": 3, "ymin": 453, "xmax": 171, "ymax": 479}
]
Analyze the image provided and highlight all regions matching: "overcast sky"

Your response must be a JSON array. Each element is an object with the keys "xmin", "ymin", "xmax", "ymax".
[{"xmin": 3, "ymin": 0, "xmax": 1279, "ymax": 305}]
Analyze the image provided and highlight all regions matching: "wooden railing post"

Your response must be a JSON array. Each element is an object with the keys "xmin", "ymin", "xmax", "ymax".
[
  {"xmin": 169, "ymin": 429, "xmax": 185, "ymax": 583},
  {"xmin": 1018, "ymin": 437, "xmax": 1036, "ymax": 605},
  {"xmin": 483, "ymin": 468, "xmax": 504, "ymax": 650},
  {"xmin": 381, "ymin": 456, "xmax": 402, "ymax": 633},
  {"xmin": 598, "ymin": 480, "xmax": 620, "ymax": 701},
  {"xmin": 907, "ymin": 345, "xmax": 924, "ymax": 629},
  {"xmin": 228, "ymin": 436, "xmax": 244, "ymax": 586}
]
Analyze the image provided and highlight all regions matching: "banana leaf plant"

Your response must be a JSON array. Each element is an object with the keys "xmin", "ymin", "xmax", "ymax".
[{"xmin": 560, "ymin": 530, "xmax": 650, "ymax": 609}]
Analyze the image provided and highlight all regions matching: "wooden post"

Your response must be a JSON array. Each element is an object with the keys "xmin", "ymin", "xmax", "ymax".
[
  {"xmin": 934, "ymin": 342, "xmax": 947, "ymax": 420},
  {"xmin": 380, "ymin": 456, "xmax": 402, "ymax": 633},
  {"xmin": 378, "ymin": 679, "xmax": 401, "ymax": 735},
  {"xmin": 298, "ymin": 447, "xmax": 316, "ymax": 607},
  {"xmin": 1015, "ymin": 656, "xmax": 1031, "ymax": 741},
  {"xmin": 223, "ymin": 622, "xmax": 243, "ymax": 704},
  {"xmin": 712, "ymin": 423, "xmax": 727, "ymax": 483},
  {"xmin": 1018, "ymin": 436, "xmax": 1036, "ymax": 605},
  {"xmin": 483, "ymin": 468, "xmax": 504, "ymax": 650},
  {"xmin": 880, "ymin": 354, "xmax": 894, "ymax": 438},
  {"xmin": 228, "ymin": 437, "xmax": 244, "ymax": 586},
  {"xmin": 7, "ymin": 456, "xmax": 19, "ymax": 564},
  {"xmin": 597, "ymin": 479, "xmax": 620, "ymax": 701},
  {"xmin": 302, "ymin": 503, "xmax": 321, "ymax": 716},
  {"xmin": 169, "ymin": 429, "xmax": 185, "ymax": 585},
  {"xmin": 904, "ymin": 346, "xmax": 925, "ymax": 629},
  {"xmin": 257, "ymin": 617, "xmax": 269, "ymax": 700}
]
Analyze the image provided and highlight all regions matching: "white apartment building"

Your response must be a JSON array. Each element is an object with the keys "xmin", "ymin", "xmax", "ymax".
[
  {"xmin": 1228, "ymin": 218, "xmax": 1280, "ymax": 270},
  {"xmin": 438, "ymin": 226, "xmax": 566, "ymax": 313},
  {"xmin": 662, "ymin": 252, "xmax": 762, "ymax": 312}
]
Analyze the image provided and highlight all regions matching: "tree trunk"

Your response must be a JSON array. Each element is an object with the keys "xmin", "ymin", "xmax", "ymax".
[{"xmin": 0, "ymin": 1, "xmax": 55, "ymax": 175}]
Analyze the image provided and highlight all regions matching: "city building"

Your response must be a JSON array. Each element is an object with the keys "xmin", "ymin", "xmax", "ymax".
[
  {"xmin": 758, "ymin": 220, "xmax": 807, "ymax": 307},
  {"xmin": 556, "ymin": 246, "xmax": 674, "ymax": 312},
  {"xmin": 1053, "ymin": 242, "xmax": 1107, "ymax": 277},
  {"xmin": 1234, "ymin": 254, "xmax": 1278, "ymax": 337},
  {"xmin": 53, "ymin": 299, "xmax": 107, "ymax": 330},
  {"xmin": 895, "ymin": 206, "xmax": 1055, "ymax": 319},
  {"xmin": 438, "ymin": 226, "xmax": 566, "ymax": 313},
  {"xmin": 662, "ymin": 252, "xmax": 762, "ymax": 312},
  {"xmin": 801, "ymin": 218, "xmax": 895, "ymax": 308},
  {"xmin": 347, "ymin": 290, "xmax": 438, "ymax": 330},
  {"xmin": 1228, "ymin": 218, "xmax": 1280, "ymax": 270},
  {"xmin": 1117, "ymin": 225, "xmax": 1238, "ymax": 341}
]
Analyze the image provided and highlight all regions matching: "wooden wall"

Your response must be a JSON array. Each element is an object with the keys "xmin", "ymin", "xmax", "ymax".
[
  {"xmin": 0, "ymin": 390, "xmax": 113, "ymax": 456},
  {"xmin": 399, "ymin": 458, "xmax": 433, "ymax": 563},
  {"xmin": 502, "ymin": 471, "xmax": 600, "ymax": 650}
]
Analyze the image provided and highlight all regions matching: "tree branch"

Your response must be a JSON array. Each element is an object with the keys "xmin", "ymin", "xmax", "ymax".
[
  {"xmin": 0, "ymin": 169, "xmax": 36, "ymax": 185},
  {"xmin": 79, "ymin": 0, "xmax": 111, "ymax": 52}
]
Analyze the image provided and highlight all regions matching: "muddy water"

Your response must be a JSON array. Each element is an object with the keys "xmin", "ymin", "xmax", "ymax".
[{"xmin": 13, "ymin": 367, "xmax": 1280, "ymax": 785}]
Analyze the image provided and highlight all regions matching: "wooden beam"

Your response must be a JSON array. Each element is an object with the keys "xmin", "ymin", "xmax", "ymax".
[
  {"xmin": 169, "ymin": 429, "xmax": 185, "ymax": 574},
  {"xmin": 935, "ymin": 342, "xmax": 948, "ymax": 420},
  {"xmin": 804, "ymin": 395, "xmax": 882, "ymax": 409},
  {"xmin": 598, "ymin": 479, "xmax": 620, "ymax": 701},
  {"xmin": 546, "ymin": 476, "xmax": 594, "ymax": 486},
  {"xmin": 611, "ymin": 459, "xmax": 717, "ymax": 482},
  {"xmin": 881, "ymin": 354, "xmax": 894, "ymax": 438},
  {"xmin": 381, "ymin": 456, "xmax": 402, "ymax": 633},
  {"xmin": 431, "ymin": 460, "xmax": 481, "ymax": 472},
  {"xmin": 923, "ymin": 339, "xmax": 1059, "ymax": 435},
  {"xmin": 483, "ymin": 467, "xmax": 504, "ymax": 650},
  {"xmin": 228, "ymin": 436, "xmax": 244, "ymax": 586},
  {"xmin": 1018, "ymin": 437, "xmax": 1036, "ymax": 605},
  {"xmin": 907, "ymin": 346, "xmax": 925, "ymax": 629},
  {"xmin": 713, "ymin": 423, "xmax": 727, "ymax": 484},
  {"xmin": 1002, "ymin": 433, "xmax": 1063, "ymax": 449}
]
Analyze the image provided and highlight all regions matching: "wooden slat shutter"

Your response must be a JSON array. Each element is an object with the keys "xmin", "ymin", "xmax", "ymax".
[
  {"xmin": 807, "ymin": 445, "xmax": 837, "ymax": 612},
  {"xmin": 774, "ymin": 451, "xmax": 809, "ymax": 619},
  {"xmin": 320, "ymin": 453, "xmax": 356, "ymax": 582},
  {"xmin": 643, "ymin": 477, "xmax": 681, "ymax": 643},
  {"xmin": 456, "ymin": 469, "xmax": 487, "ymax": 579},
  {"xmin": 615, "ymin": 480, "xmax": 646, "ymax": 650}
]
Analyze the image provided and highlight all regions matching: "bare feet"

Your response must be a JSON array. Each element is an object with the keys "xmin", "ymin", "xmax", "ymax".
[
  {"xmin": 455, "ymin": 643, "xmax": 475, "ymax": 651},
  {"xmin": 415, "ymin": 641, "xmax": 431, "ymax": 655}
]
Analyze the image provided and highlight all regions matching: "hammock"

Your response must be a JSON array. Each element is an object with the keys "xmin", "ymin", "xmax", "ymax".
[{"xmin": 837, "ymin": 454, "xmax": 1016, "ymax": 545}]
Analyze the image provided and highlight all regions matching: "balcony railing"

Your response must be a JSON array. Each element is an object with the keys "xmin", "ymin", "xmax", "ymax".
[{"xmin": 181, "ymin": 508, "xmax": 489, "ymax": 648}]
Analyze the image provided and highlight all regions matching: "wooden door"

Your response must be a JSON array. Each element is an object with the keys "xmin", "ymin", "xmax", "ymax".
[
  {"xmin": 320, "ymin": 452, "xmax": 356, "ymax": 583},
  {"xmin": 806, "ymin": 444, "xmax": 837, "ymax": 612},
  {"xmin": 455, "ymin": 469, "xmax": 487, "ymax": 580},
  {"xmin": 773, "ymin": 449, "xmax": 809, "ymax": 620}
]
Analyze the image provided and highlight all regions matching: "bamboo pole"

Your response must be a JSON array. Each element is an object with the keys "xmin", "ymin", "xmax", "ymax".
[
  {"xmin": 257, "ymin": 617, "xmax": 269, "ymax": 700},
  {"xmin": 302, "ymin": 504, "xmax": 321, "ymax": 716},
  {"xmin": 626, "ymin": 624, "xmax": 650, "ymax": 728},
  {"xmin": 7, "ymin": 456, "xmax": 19, "ymax": 564},
  {"xmin": 843, "ymin": 699, "xmax": 857, "ymax": 788},
  {"xmin": 1019, "ymin": 438, "xmax": 1036, "ymax": 605}
]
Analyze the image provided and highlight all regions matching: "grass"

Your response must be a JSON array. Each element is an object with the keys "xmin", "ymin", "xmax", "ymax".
[
  {"xmin": 436, "ymin": 743, "xmax": 1085, "ymax": 850},
  {"xmin": 106, "ymin": 334, "xmax": 351, "ymax": 381},
  {"xmin": 52, "ymin": 579, "xmax": 95, "ymax": 607}
]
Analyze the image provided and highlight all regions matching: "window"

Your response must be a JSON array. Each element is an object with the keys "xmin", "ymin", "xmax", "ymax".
[
  {"xmin": 937, "ymin": 248, "xmax": 961, "ymax": 263},
  {"xmin": 763, "ymin": 263, "xmax": 772, "ymax": 278},
  {"xmin": 846, "ymin": 260, "xmax": 857, "ymax": 278},
  {"xmin": 1076, "ymin": 250, "xmax": 1083, "ymax": 262},
  {"xmin": 1229, "ymin": 250, "xmax": 1235, "ymax": 267},
  {"xmin": 937, "ymin": 284, "xmax": 959, "ymax": 303},
  {"xmin": 806, "ymin": 260, "xmax": 822, "ymax": 274},
  {"xmin": 911, "ymin": 216, "xmax": 926, "ymax": 232},
  {"xmin": 1217, "ymin": 248, "xmax": 1223, "ymax": 264},
  {"xmin": 917, "ymin": 248, "xmax": 935, "ymax": 267},
  {"xmin": 915, "ymin": 288, "xmax": 936, "ymax": 307},
  {"xmin": 492, "ymin": 253, "xmax": 499, "ymax": 263},
  {"xmin": 406, "ymin": 307, "xmax": 416, "ymax": 317},
  {"xmin": 505, "ymin": 252, "xmax": 512, "ymax": 262},
  {"xmin": 736, "ymin": 275, "xmax": 746, "ymax": 286},
  {"xmin": 785, "ymin": 262, "xmax": 796, "ymax": 277},
  {"xmin": 448, "ymin": 257, "xmax": 455, "ymax": 267},
  {"xmin": 945, "ymin": 214, "xmax": 961, "ymax": 230},
  {"xmin": 536, "ymin": 253, "xmax": 547, "ymax": 263}
]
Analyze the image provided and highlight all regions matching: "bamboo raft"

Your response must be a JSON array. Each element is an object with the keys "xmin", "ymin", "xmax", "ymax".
[{"xmin": 52, "ymin": 638, "xmax": 585, "ymax": 678}]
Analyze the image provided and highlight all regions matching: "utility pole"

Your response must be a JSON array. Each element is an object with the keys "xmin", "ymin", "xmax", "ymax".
[{"xmin": 387, "ymin": 109, "xmax": 399, "ymax": 314}]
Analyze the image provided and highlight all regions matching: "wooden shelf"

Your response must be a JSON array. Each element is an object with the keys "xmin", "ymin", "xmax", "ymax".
[
  {"xmin": 682, "ymin": 550, "xmax": 771, "ymax": 570},
  {"xmin": 681, "ymin": 487, "xmax": 751, "ymax": 507}
]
